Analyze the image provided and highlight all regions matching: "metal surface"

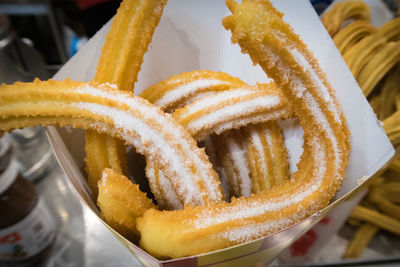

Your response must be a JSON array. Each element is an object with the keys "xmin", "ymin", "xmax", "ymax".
[{"xmin": 34, "ymin": 153, "xmax": 141, "ymax": 267}]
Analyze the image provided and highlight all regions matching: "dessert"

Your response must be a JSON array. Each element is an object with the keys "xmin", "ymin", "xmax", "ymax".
[
  {"xmin": 321, "ymin": 0, "xmax": 370, "ymax": 37},
  {"xmin": 214, "ymin": 129, "xmax": 252, "ymax": 198},
  {"xmin": 245, "ymin": 121, "xmax": 289, "ymax": 193},
  {"xmin": 97, "ymin": 168, "xmax": 155, "ymax": 242},
  {"xmin": 85, "ymin": 0, "xmax": 167, "ymax": 199},
  {"xmin": 357, "ymin": 41, "xmax": 400, "ymax": 97},
  {"xmin": 136, "ymin": 0, "xmax": 350, "ymax": 259},
  {"xmin": 0, "ymin": 79, "xmax": 224, "ymax": 208},
  {"xmin": 333, "ymin": 21, "xmax": 376, "ymax": 54},
  {"xmin": 140, "ymin": 70, "xmax": 247, "ymax": 113},
  {"xmin": 342, "ymin": 33, "xmax": 387, "ymax": 78},
  {"xmin": 142, "ymin": 73, "xmax": 291, "ymax": 208},
  {"xmin": 378, "ymin": 17, "xmax": 400, "ymax": 41}
]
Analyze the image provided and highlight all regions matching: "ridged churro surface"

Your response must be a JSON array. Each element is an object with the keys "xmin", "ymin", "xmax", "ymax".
[
  {"xmin": 0, "ymin": 79, "xmax": 224, "ymax": 207},
  {"xmin": 137, "ymin": 0, "xmax": 350, "ymax": 258}
]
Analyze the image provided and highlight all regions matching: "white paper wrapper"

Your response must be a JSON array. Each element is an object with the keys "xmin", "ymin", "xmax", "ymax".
[{"xmin": 47, "ymin": 0, "xmax": 394, "ymax": 266}]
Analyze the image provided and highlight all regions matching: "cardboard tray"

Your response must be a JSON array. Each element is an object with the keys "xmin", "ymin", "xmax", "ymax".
[{"xmin": 46, "ymin": 0, "xmax": 395, "ymax": 266}]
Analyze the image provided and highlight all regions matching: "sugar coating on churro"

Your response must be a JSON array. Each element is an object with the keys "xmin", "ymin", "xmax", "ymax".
[
  {"xmin": 0, "ymin": 79, "xmax": 224, "ymax": 207},
  {"xmin": 137, "ymin": 0, "xmax": 350, "ymax": 259}
]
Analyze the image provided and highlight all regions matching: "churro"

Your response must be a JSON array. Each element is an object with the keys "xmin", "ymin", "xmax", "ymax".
[
  {"xmin": 140, "ymin": 70, "xmax": 247, "ymax": 113},
  {"xmin": 97, "ymin": 168, "xmax": 155, "ymax": 242},
  {"xmin": 358, "ymin": 41, "xmax": 400, "ymax": 97},
  {"xmin": 85, "ymin": 0, "xmax": 167, "ymax": 200},
  {"xmin": 141, "ymin": 71, "xmax": 291, "ymax": 208},
  {"xmin": 342, "ymin": 33, "xmax": 387, "ymax": 78},
  {"xmin": 172, "ymin": 84, "xmax": 292, "ymax": 141},
  {"xmin": 0, "ymin": 79, "xmax": 224, "ymax": 207},
  {"xmin": 215, "ymin": 129, "xmax": 252, "ymax": 198},
  {"xmin": 333, "ymin": 21, "xmax": 376, "ymax": 54},
  {"xmin": 378, "ymin": 65, "xmax": 400, "ymax": 120},
  {"xmin": 378, "ymin": 17, "xmax": 400, "ymax": 42},
  {"xmin": 322, "ymin": 0, "xmax": 370, "ymax": 37},
  {"xmin": 343, "ymin": 223, "xmax": 379, "ymax": 258},
  {"xmin": 350, "ymin": 206, "xmax": 400, "ymax": 236},
  {"xmin": 245, "ymin": 121, "xmax": 289, "ymax": 193},
  {"xmin": 137, "ymin": 0, "xmax": 350, "ymax": 258}
]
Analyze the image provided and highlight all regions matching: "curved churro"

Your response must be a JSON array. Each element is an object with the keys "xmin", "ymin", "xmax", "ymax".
[
  {"xmin": 333, "ymin": 21, "xmax": 376, "ymax": 54},
  {"xmin": 357, "ymin": 41, "xmax": 400, "ymax": 97},
  {"xmin": 137, "ymin": 0, "xmax": 350, "ymax": 259},
  {"xmin": 342, "ymin": 33, "xmax": 387, "ymax": 78},
  {"xmin": 85, "ymin": 130, "xmax": 128, "ymax": 198},
  {"xmin": 85, "ymin": 0, "xmax": 167, "ymax": 200},
  {"xmin": 147, "ymin": 82, "xmax": 291, "ymax": 208},
  {"xmin": 215, "ymin": 129, "xmax": 252, "ymax": 198},
  {"xmin": 0, "ymin": 79, "xmax": 224, "ymax": 207},
  {"xmin": 97, "ymin": 168, "xmax": 155, "ymax": 242},
  {"xmin": 378, "ymin": 64, "xmax": 400, "ymax": 120},
  {"xmin": 322, "ymin": 0, "xmax": 370, "ymax": 37},
  {"xmin": 142, "ymin": 71, "xmax": 290, "ymax": 209},
  {"xmin": 245, "ymin": 121, "xmax": 289, "ymax": 193},
  {"xmin": 140, "ymin": 70, "xmax": 247, "ymax": 113},
  {"xmin": 172, "ymin": 84, "xmax": 292, "ymax": 141},
  {"xmin": 378, "ymin": 17, "xmax": 400, "ymax": 42}
]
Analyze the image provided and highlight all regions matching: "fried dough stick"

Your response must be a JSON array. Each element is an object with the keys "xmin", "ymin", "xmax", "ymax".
[
  {"xmin": 86, "ymin": 0, "xmax": 167, "ymax": 199},
  {"xmin": 0, "ymin": 79, "xmax": 224, "ymax": 208},
  {"xmin": 322, "ymin": 0, "xmax": 370, "ymax": 37},
  {"xmin": 137, "ymin": 0, "xmax": 350, "ymax": 258},
  {"xmin": 97, "ymin": 168, "xmax": 155, "ymax": 242},
  {"xmin": 141, "ymin": 71, "xmax": 290, "ymax": 209}
]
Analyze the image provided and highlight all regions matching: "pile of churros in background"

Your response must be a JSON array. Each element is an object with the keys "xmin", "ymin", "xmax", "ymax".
[{"xmin": 322, "ymin": 0, "xmax": 400, "ymax": 259}]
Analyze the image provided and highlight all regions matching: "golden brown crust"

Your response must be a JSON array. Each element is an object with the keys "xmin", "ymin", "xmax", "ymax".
[
  {"xmin": 321, "ymin": 0, "xmax": 370, "ymax": 37},
  {"xmin": 0, "ymin": 79, "xmax": 224, "ymax": 208},
  {"xmin": 97, "ymin": 168, "xmax": 155, "ymax": 242},
  {"xmin": 137, "ymin": 0, "xmax": 350, "ymax": 258},
  {"xmin": 333, "ymin": 21, "xmax": 376, "ymax": 54},
  {"xmin": 85, "ymin": 0, "xmax": 167, "ymax": 202}
]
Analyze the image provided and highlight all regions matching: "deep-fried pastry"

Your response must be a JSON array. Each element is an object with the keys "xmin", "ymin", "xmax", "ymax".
[
  {"xmin": 172, "ymin": 84, "xmax": 292, "ymax": 141},
  {"xmin": 147, "ymin": 82, "xmax": 291, "ymax": 208},
  {"xmin": 93, "ymin": 0, "xmax": 167, "ymax": 88},
  {"xmin": 350, "ymin": 206, "xmax": 400, "ymax": 236},
  {"xmin": 357, "ymin": 41, "xmax": 400, "ymax": 97},
  {"xmin": 137, "ymin": 0, "xmax": 350, "ymax": 258},
  {"xmin": 0, "ymin": 79, "xmax": 224, "ymax": 207},
  {"xmin": 333, "ymin": 21, "xmax": 376, "ymax": 54},
  {"xmin": 343, "ymin": 223, "xmax": 379, "ymax": 258},
  {"xmin": 322, "ymin": 0, "xmax": 370, "ymax": 37},
  {"xmin": 85, "ymin": 0, "xmax": 167, "ymax": 200},
  {"xmin": 142, "ymin": 72, "xmax": 290, "ymax": 209},
  {"xmin": 378, "ymin": 17, "xmax": 400, "ymax": 42},
  {"xmin": 245, "ymin": 121, "xmax": 289, "ymax": 193},
  {"xmin": 378, "ymin": 65, "xmax": 400, "ymax": 120},
  {"xmin": 215, "ymin": 129, "xmax": 252, "ymax": 197},
  {"xmin": 97, "ymin": 168, "xmax": 155, "ymax": 242},
  {"xmin": 140, "ymin": 70, "xmax": 247, "ymax": 113},
  {"xmin": 342, "ymin": 33, "xmax": 387, "ymax": 78}
]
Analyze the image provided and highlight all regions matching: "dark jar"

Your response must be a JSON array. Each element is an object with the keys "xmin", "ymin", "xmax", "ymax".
[{"xmin": 0, "ymin": 137, "xmax": 55, "ymax": 266}]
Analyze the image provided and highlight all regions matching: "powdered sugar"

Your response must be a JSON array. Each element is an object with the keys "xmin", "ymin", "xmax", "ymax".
[
  {"xmin": 186, "ymin": 96, "xmax": 281, "ymax": 135},
  {"xmin": 194, "ymin": 137, "xmax": 327, "ymax": 229},
  {"xmin": 74, "ymin": 85, "xmax": 223, "ymax": 203},
  {"xmin": 227, "ymin": 135, "xmax": 251, "ymax": 197},
  {"xmin": 289, "ymin": 47, "xmax": 341, "ymax": 123},
  {"xmin": 70, "ymin": 101, "xmax": 205, "ymax": 203},
  {"xmin": 155, "ymin": 79, "xmax": 229, "ymax": 108},
  {"xmin": 186, "ymin": 88, "xmax": 255, "ymax": 115},
  {"xmin": 249, "ymin": 128, "xmax": 269, "ymax": 187}
]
